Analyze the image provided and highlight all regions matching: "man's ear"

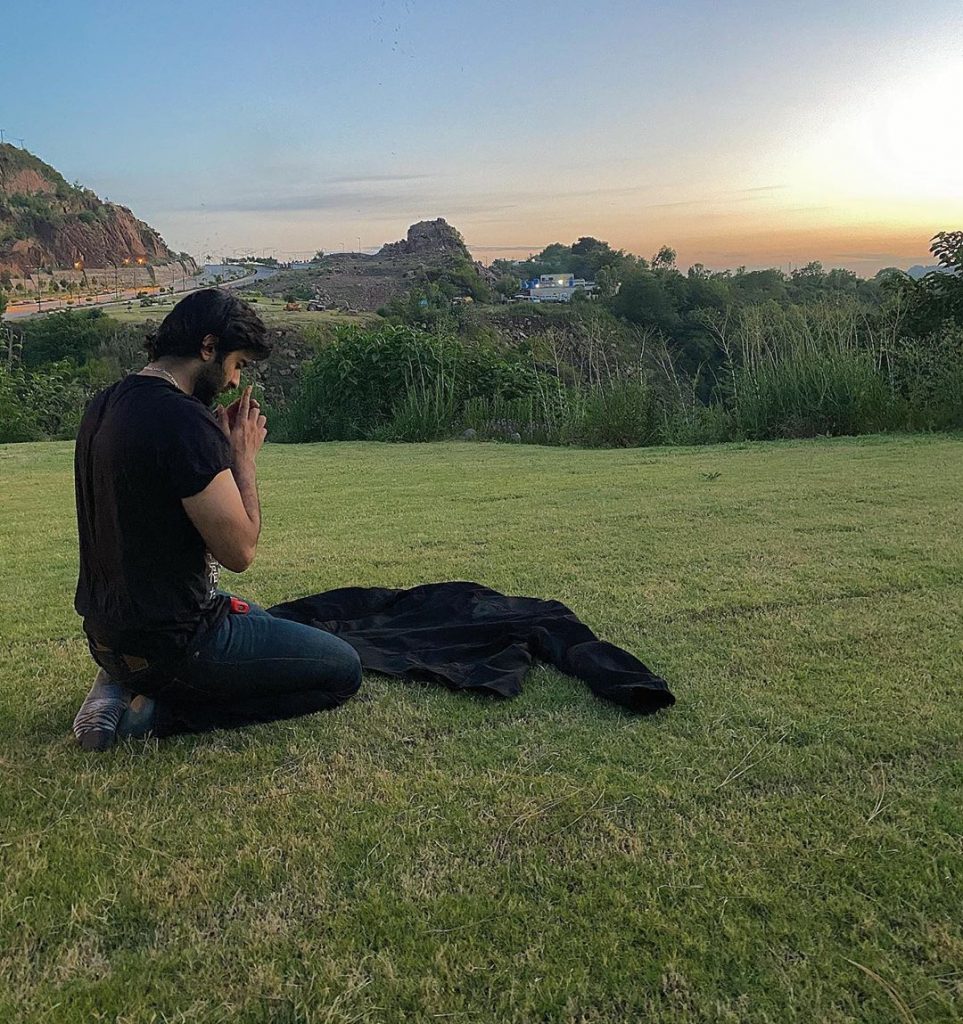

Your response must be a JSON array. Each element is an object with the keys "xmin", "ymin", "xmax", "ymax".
[{"xmin": 200, "ymin": 334, "xmax": 218, "ymax": 362}]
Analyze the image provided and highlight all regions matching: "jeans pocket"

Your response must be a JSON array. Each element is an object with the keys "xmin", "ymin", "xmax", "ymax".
[{"xmin": 192, "ymin": 612, "xmax": 235, "ymax": 662}]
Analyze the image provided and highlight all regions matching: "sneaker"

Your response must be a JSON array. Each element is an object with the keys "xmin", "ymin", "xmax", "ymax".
[{"xmin": 72, "ymin": 670, "xmax": 131, "ymax": 752}]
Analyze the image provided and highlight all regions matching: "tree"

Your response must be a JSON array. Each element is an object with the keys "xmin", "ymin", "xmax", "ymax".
[
  {"xmin": 594, "ymin": 265, "xmax": 620, "ymax": 299},
  {"xmin": 494, "ymin": 274, "xmax": 520, "ymax": 300},
  {"xmin": 19, "ymin": 309, "xmax": 113, "ymax": 368},
  {"xmin": 651, "ymin": 245, "xmax": 677, "ymax": 271},
  {"xmin": 930, "ymin": 230, "xmax": 963, "ymax": 271},
  {"xmin": 609, "ymin": 269, "xmax": 681, "ymax": 334},
  {"xmin": 538, "ymin": 243, "xmax": 571, "ymax": 273},
  {"xmin": 825, "ymin": 268, "xmax": 858, "ymax": 295},
  {"xmin": 788, "ymin": 261, "xmax": 827, "ymax": 302},
  {"xmin": 922, "ymin": 229, "xmax": 963, "ymax": 324},
  {"xmin": 571, "ymin": 236, "xmax": 606, "ymax": 255},
  {"xmin": 731, "ymin": 268, "xmax": 787, "ymax": 304},
  {"xmin": 877, "ymin": 230, "xmax": 963, "ymax": 336}
]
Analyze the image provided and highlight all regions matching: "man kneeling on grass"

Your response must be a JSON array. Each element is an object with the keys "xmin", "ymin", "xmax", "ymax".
[{"xmin": 72, "ymin": 288, "xmax": 362, "ymax": 751}]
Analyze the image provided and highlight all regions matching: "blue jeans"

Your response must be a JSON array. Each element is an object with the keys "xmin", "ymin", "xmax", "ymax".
[{"xmin": 99, "ymin": 595, "xmax": 363, "ymax": 737}]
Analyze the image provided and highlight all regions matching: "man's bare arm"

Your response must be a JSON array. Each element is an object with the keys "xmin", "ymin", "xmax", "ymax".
[
  {"xmin": 183, "ymin": 387, "xmax": 267, "ymax": 572},
  {"xmin": 182, "ymin": 469, "xmax": 259, "ymax": 572},
  {"xmin": 231, "ymin": 456, "xmax": 261, "ymax": 541}
]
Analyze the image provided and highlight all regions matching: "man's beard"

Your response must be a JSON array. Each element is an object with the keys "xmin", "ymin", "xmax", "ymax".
[{"xmin": 193, "ymin": 358, "xmax": 225, "ymax": 407}]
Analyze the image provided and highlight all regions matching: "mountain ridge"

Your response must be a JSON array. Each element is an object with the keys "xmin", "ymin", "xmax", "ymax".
[{"xmin": 0, "ymin": 144, "xmax": 183, "ymax": 276}]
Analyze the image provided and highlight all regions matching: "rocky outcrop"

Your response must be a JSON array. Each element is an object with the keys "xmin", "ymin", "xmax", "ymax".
[
  {"xmin": 249, "ymin": 218, "xmax": 491, "ymax": 312},
  {"xmin": 0, "ymin": 143, "xmax": 183, "ymax": 275},
  {"xmin": 378, "ymin": 218, "xmax": 472, "ymax": 261}
]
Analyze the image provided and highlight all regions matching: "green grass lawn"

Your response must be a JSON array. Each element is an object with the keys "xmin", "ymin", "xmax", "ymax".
[{"xmin": 1, "ymin": 434, "xmax": 961, "ymax": 1022}]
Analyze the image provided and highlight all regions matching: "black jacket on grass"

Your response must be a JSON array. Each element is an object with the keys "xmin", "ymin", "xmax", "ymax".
[{"xmin": 269, "ymin": 580, "xmax": 674, "ymax": 715}]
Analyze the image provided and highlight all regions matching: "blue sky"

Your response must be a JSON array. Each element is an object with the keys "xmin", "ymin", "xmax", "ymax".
[{"xmin": 2, "ymin": 0, "xmax": 961, "ymax": 270}]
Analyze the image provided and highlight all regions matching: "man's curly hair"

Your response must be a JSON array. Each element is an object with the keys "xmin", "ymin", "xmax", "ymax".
[{"xmin": 145, "ymin": 288, "xmax": 271, "ymax": 362}]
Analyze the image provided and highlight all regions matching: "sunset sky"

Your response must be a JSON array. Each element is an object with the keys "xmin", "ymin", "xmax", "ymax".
[{"xmin": 3, "ymin": 0, "xmax": 961, "ymax": 273}]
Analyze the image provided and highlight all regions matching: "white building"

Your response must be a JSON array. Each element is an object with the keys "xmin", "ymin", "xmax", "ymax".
[{"xmin": 517, "ymin": 273, "xmax": 596, "ymax": 303}]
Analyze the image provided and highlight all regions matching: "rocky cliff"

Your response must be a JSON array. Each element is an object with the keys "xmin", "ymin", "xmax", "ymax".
[
  {"xmin": 0, "ymin": 144, "xmax": 182, "ymax": 275},
  {"xmin": 377, "ymin": 217, "xmax": 473, "ymax": 260}
]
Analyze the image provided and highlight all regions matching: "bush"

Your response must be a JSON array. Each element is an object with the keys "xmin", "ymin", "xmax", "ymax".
[
  {"xmin": 19, "ymin": 309, "xmax": 114, "ymax": 369},
  {"xmin": 0, "ymin": 367, "xmax": 43, "ymax": 442},
  {"xmin": 578, "ymin": 377, "xmax": 661, "ymax": 447},
  {"xmin": 889, "ymin": 325, "xmax": 963, "ymax": 431},
  {"xmin": 728, "ymin": 348, "xmax": 894, "ymax": 439},
  {"xmin": 0, "ymin": 361, "xmax": 92, "ymax": 441},
  {"xmin": 709, "ymin": 304, "xmax": 897, "ymax": 439},
  {"xmin": 459, "ymin": 375, "xmax": 662, "ymax": 448},
  {"xmin": 273, "ymin": 324, "xmax": 541, "ymax": 442},
  {"xmin": 661, "ymin": 401, "xmax": 731, "ymax": 446},
  {"xmin": 372, "ymin": 372, "xmax": 459, "ymax": 442}
]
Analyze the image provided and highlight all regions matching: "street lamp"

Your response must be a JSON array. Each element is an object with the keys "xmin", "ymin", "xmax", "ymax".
[
  {"xmin": 74, "ymin": 258, "xmax": 86, "ymax": 301},
  {"xmin": 105, "ymin": 258, "xmax": 119, "ymax": 301}
]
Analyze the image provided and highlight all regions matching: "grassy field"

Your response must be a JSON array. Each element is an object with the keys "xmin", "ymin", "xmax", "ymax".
[
  {"xmin": 103, "ymin": 298, "xmax": 380, "ymax": 330},
  {"xmin": 1, "ymin": 434, "xmax": 961, "ymax": 1023}
]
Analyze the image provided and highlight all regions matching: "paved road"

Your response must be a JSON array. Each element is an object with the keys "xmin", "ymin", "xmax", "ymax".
[
  {"xmin": 1, "ymin": 264, "xmax": 278, "ymax": 321},
  {"xmin": 217, "ymin": 264, "xmax": 280, "ymax": 289}
]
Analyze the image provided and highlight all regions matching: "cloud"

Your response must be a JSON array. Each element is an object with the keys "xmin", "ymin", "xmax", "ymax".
[
  {"xmin": 326, "ymin": 173, "xmax": 434, "ymax": 184},
  {"xmin": 182, "ymin": 189, "xmax": 433, "ymax": 213},
  {"xmin": 200, "ymin": 182, "xmax": 653, "ymax": 216},
  {"xmin": 828, "ymin": 251, "xmax": 928, "ymax": 262},
  {"xmin": 182, "ymin": 179, "xmax": 777, "ymax": 218},
  {"xmin": 465, "ymin": 244, "xmax": 547, "ymax": 252}
]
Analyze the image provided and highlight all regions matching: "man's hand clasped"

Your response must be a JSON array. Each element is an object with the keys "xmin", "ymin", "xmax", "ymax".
[{"xmin": 215, "ymin": 386, "xmax": 267, "ymax": 461}]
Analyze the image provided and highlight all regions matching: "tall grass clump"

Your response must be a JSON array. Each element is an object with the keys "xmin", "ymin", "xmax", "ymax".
[
  {"xmin": 707, "ymin": 303, "xmax": 897, "ymax": 439},
  {"xmin": 889, "ymin": 325, "xmax": 963, "ymax": 431},
  {"xmin": 459, "ymin": 326, "xmax": 664, "ymax": 447},
  {"xmin": 461, "ymin": 375, "xmax": 661, "ymax": 448},
  {"xmin": 271, "ymin": 324, "xmax": 541, "ymax": 442},
  {"xmin": 372, "ymin": 361, "xmax": 460, "ymax": 442}
]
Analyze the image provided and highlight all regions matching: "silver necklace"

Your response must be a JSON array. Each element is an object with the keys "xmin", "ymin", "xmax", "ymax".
[{"xmin": 144, "ymin": 365, "xmax": 182, "ymax": 390}]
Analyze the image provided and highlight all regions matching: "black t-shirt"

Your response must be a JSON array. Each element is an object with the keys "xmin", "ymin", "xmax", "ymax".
[{"xmin": 74, "ymin": 374, "xmax": 232, "ymax": 661}]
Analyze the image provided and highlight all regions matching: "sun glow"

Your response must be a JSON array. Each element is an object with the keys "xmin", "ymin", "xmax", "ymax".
[{"xmin": 792, "ymin": 60, "xmax": 963, "ymax": 210}]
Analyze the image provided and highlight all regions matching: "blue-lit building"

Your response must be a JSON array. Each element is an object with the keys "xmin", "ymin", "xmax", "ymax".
[{"xmin": 516, "ymin": 273, "xmax": 596, "ymax": 302}]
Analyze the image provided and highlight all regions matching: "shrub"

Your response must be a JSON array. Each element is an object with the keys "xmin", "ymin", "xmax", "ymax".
[
  {"xmin": 273, "ymin": 324, "xmax": 540, "ymax": 442},
  {"xmin": 19, "ymin": 309, "xmax": 115, "ymax": 369},
  {"xmin": 578, "ymin": 376, "xmax": 661, "ymax": 447},
  {"xmin": 889, "ymin": 325, "xmax": 963, "ymax": 430},
  {"xmin": 373, "ymin": 370, "xmax": 459, "ymax": 442},
  {"xmin": 0, "ymin": 361, "xmax": 92, "ymax": 441}
]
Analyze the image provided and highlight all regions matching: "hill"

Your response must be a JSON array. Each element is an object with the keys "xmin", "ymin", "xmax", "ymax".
[
  {"xmin": 246, "ymin": 218, "xmax": 494, "ymax": 311},
  {"xmin": 0, "ymin": 144, "xmax": 181, "ymax": 275},
  {"xmin": 906, "ymin": 264, "xmax": 954, "ymax": 280}
]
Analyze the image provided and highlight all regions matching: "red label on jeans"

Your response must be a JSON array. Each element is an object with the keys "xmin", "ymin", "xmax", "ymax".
[{"xmin": 229, "ymin": 597, "xmax": 250, "ymax": 615}]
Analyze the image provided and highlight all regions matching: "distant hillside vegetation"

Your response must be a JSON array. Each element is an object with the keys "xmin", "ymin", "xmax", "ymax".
[
  {"xmin": 247, "ymin": 218, "xmax": 495, "ymax": 312},
  {"xmin": 0, "ymin": 143, "xmax": 181, "ymax": 274}
]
